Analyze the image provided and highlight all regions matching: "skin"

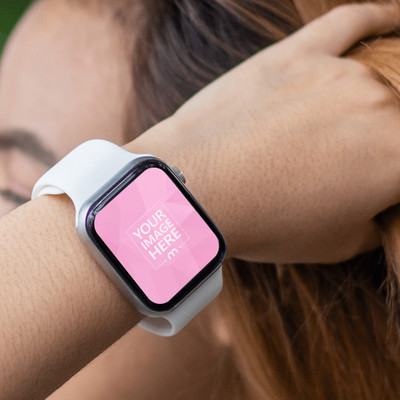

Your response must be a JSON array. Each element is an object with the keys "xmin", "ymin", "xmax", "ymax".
[
  {"xmin": 0, "ymin": 1, "xmax": 224, "ymax": 399},
  {"xmin": 0, "ymin": 0, "xmax": 128, "ymax": 215},
  {"xmin": 1, "ymin": 1, "xmax": 400, "ymax": 399}
]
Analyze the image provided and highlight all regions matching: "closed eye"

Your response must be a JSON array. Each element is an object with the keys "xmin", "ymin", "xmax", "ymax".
[{"xmin": 0, "ymin": 188, "xmax": 30, "ymax": 206}]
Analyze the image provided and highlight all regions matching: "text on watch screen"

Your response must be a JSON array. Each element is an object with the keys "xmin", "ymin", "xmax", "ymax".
[{"xmin": 94, "ymin": 167, "xmax": 219, "ymax": 304}]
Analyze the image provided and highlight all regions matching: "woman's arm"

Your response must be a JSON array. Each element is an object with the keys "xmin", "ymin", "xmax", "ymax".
[
  {"xmin": 0, "ymin": 194, "xmax": 141, "ymax": 399},
  {"xmin": 1, "ymin": 4, "xmax": 400, "ymax": 399},
  {"xmin": 48, "ymin": 312, "xmax": 225, "ymax": 400}
]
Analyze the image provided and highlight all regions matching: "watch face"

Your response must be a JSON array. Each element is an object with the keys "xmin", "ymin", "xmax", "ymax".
[{"xmin": 86, "ymin": 159, "xmax": 225, "ymax": 312}]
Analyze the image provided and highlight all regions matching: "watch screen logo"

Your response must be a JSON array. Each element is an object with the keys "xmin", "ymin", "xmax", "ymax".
[{"xmin": 127, "ymin": 203, "xmax": 188, "ymax": 270}]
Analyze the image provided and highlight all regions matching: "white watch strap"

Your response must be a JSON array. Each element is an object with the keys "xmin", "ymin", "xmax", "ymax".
[
  {"xmin": 32, "ymin": 140, "xmax": 139, "ymax": 219},
  {"xmin": 31, "ymin": 139, "xmax": 222, "ymax": 337},
  {"xmin": 138, "ymin": 267, "xmax": 222, "ymax": 336}
]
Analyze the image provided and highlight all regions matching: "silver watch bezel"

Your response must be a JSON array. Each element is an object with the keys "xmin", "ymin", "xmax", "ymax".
[{"xmin": 75, "ymin": 156, "xmax": 226, "ymax": 317}]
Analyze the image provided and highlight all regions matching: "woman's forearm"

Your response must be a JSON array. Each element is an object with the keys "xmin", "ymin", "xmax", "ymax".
[
  {"xmin": 0, "ymin": 123, "xmax": 232, "ymax": 400},
  {"xmin": 0, "ymin": 193, "xmax": 141, "ymax": 399}
]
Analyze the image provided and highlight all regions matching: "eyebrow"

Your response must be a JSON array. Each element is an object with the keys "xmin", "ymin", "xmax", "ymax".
[{"xmin": 0, "ymin": 129, "xmax": 57, "ymax": 167}]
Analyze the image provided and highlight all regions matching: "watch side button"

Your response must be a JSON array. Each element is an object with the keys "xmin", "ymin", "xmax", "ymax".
[{"xmin": 170, "ymin": 165, "xmax": 186, "ymax": 184}]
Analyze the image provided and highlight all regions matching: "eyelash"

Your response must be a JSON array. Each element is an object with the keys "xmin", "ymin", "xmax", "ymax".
[{"xmin": 0, "ymin": 189, "xmax": 30, "ymax": 206}]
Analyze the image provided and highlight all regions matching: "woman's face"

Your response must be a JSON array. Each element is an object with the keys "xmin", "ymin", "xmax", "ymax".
[{"xmin": 0, "ymin": 0, "xmax": 135, "ymax": 216}]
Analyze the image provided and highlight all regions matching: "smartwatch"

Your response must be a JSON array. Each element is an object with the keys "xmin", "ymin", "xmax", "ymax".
[{"xmin": 32, "ymin": 139, "xmax": 226, "ymax": 337}]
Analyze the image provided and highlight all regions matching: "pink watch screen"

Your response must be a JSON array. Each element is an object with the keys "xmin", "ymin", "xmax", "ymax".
[{"xmin": 94, "ymin": 167, "xmax": 220, "ymax": 304}]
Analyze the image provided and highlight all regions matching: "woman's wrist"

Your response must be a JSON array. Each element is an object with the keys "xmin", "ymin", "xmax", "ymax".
[{"xmin": 125, "ymin": 118, "xmax": 238, "ymax": 259}]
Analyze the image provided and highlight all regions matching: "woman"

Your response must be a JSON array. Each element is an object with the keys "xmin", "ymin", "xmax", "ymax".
[{"xmin": 1, "ymin": 0, "xmax": 400, "ymax": 399}]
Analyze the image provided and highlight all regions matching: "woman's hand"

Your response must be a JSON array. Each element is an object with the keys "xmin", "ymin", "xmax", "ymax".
[{"xmin": 131, "ymin": 3, "xmax": 400, "ymax": 263}]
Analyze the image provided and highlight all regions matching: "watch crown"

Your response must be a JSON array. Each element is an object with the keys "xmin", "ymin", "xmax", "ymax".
[{"xmin": 170, "ymin": 165, "xmax": 186, "ymax": 184}]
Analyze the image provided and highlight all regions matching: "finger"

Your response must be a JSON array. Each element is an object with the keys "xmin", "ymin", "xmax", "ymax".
[{"xmin": 289, "ymin": 3, "xmax": 400, "ymax": 56}]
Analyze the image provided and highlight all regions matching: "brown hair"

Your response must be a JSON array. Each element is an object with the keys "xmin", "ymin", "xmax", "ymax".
[{"xmin": 127, "ymin": 0, "xmax": 400, "ymax": 398}]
